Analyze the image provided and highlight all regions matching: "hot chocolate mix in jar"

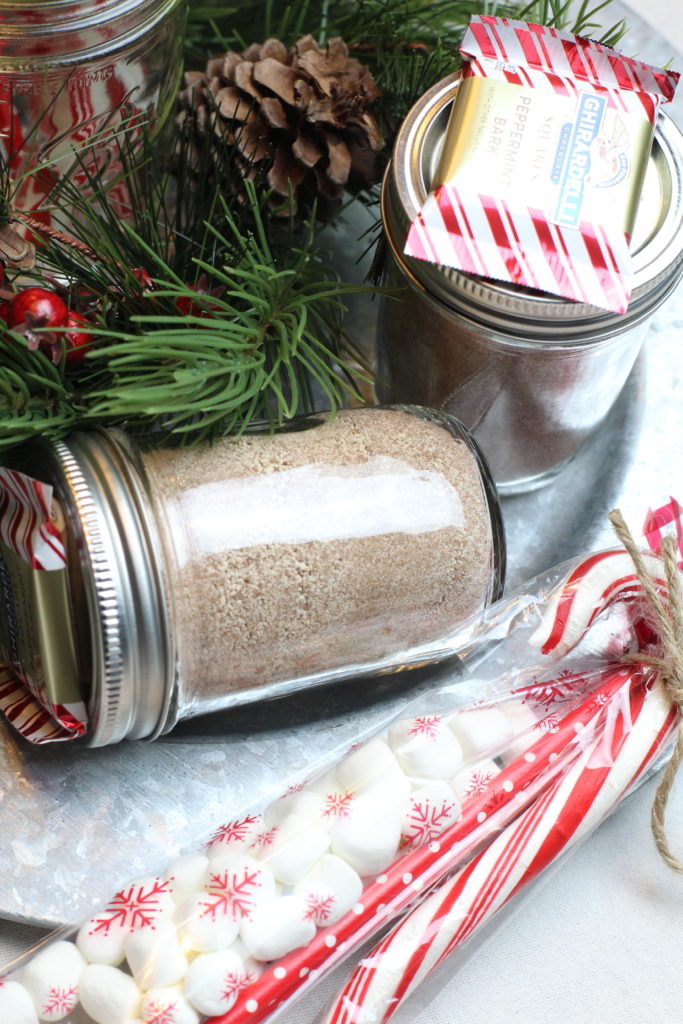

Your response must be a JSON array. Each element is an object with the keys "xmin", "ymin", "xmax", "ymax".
[
  {"xmin": 0, "ymin": 406, "xmax": 504, "ymax": 745},
  {"xmin": 377, "ymin": 18, "xmax": 683, "ymax": 494}
]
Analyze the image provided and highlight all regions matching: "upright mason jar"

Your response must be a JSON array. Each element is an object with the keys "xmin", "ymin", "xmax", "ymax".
[
  {"xmin": 10, "ymin": 407, "xmax": 505, "ymax": 746},
  {"xmin": 377, "ymin": 74, "xmax": 683, "ymax": 494},
  {"xmin": 0, "ymin": 0, "xmax": 187, "ymax": 221}
]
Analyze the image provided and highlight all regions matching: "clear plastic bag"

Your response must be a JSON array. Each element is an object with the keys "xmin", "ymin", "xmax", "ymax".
[{"xmin": 0, "ymin": 540, "xmax": 677, "ymax": 1024}]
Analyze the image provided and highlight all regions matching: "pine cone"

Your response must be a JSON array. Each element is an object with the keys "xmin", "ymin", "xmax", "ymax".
[{"xmin": 177, "ymin": 35, "xmax": 383, "ymax": 217}]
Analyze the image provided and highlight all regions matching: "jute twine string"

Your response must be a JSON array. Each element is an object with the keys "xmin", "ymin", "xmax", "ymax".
[{"xmin": 608, "ymin": 508, "xmax": 683, "ymax": 873}]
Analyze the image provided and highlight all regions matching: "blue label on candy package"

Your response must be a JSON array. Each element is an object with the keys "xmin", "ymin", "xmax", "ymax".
[{"xmin": 553, "ymin": 92, "xmax": 607, "ymax": 227}]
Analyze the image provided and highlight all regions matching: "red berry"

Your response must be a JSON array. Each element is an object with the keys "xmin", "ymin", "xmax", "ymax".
[
  {"xmin": 131, "ymin": 267, "xmax": 153, "ymax": 289},
  {"xmin": 6, "ymin": 287, "xmax": 68, "ymax": 330},
  {"xmin": 64, "ymin": 311, "xmax": 93, "ymax": 365},
  {"xmin": 0, "ymin": 301, "xmax": 9, "ymax": 322}
]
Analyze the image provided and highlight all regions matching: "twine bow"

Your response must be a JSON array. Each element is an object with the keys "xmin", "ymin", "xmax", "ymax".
[{"xmin": 609, "ymin": 508, "xmax": 683, "ymax": 872}]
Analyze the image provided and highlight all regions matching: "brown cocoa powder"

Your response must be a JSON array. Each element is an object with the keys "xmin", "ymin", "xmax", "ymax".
[{"xmin": 141, "ymin": 407, "xmax": 496, "ymax": 704}]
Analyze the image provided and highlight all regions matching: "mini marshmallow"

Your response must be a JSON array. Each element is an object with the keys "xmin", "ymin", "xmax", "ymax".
[
  {"xmin": 331, "ymin": 792, "xmax": 401, "ymax": 877},
  {"xmin": 447, "ymin": 707, "xmax": 514, "ymax": 759},
  {"xmin": 175, "ymin": 891, "xmax": 241, "ymax": 952},
  {"xmin": 203, "ymin": 853, "xmax": 278, "ymax": 916},
  {"xmin": 240, "ymin": 895, "xmax": 316, "ymax": 961},
  {"xmin": 336, "ymin": 739, "xmax": 410, "ymax": 801},
  {"xmin": 76, "ymin": 919, "xmax": 128, "ymax": 968},
  {"xmin": 0, "ymin": 980, "xmax": 39, "ymax": 1024},
  {"xmin": 291, "ymin": 784, "xmax": 363, "ymax": 829},
  {"xmin": 451, "ymin": 758, "xmax": 500, "ymax": 801},
  {"xmin": 292, "ymin": 853, "xmax": 363, "ymax": 925},
  {"xmin": 124, "ymin": 921, "xmax": 188, "ymax": 989},
  {"xmin": 164, "ymin": 854, "xmax": 209, "ymax": 904},
  {"xmin": 204, "ymin": 852, "xmax": 277, "ymax": 899},
  {"xmin": 77, "ymin": 877, "xmax": 175, "ymax": 967},
  {"xmin": 289, "ymin": 789, "xmax": 329, "ymax": 825},
  {"xmin": 400, "ymin": 781, "xmax": 461, "ymax": 850},
  {"xmin": 229, "ymin": 937, "xmax": 263, "ymax": 981},
  {"xmin": 499, "ymin": 700, "xmax": 542, "ymax": 762},
  {"xmin": 388, "ymin": 715, "xmax": 463, "ymax": 780},
  {"xmin": 141, "ymin": 986, "xmax": 199, "ymax": 1024},
  {"xmin": 264, "ymin": 772, "xmax": 343, "ymax": 828},
  {"xmin": 307, "ymin": 767, "xmax": 344, "ymax": 799},
  {"xmin": 206, "ymin": 814, "xmax": 265, "ymax": 860},
  {"xmin": 78, "ymin": 964, "xmax": 142, "ymax": 1024},
  {"xmin": 254, "ymin": 813, "xmax": 330, "ymax": 886},
  {"xmin": 20, "ymin": 940, "xmax": 85, "ymax": 1021},
  {"xmin": 184, "ymin": 948, "xmax": 254, "ymax": 1016}
]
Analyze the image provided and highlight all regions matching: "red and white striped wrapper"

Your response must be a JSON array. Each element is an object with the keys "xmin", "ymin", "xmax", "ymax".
[
  {"xmin": 0, "ymin": 467, "xmax": 87, "ymax": 744},
  {"xmin": 322, "ymin": 668, "xmax": 677, "ymax": 1024},
  {"xmin": 405, "ymin": 16, "xmax": 680, "ymax": 313}
]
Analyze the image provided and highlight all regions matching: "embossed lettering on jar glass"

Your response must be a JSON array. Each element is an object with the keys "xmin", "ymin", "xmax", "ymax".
[
  {"xmin": 0, "ymin": 0, "xmax": 187, "ymax": 221},
  {"xmin": 378, "ymin": 73, "xmax": 683, "ymax": 494}
]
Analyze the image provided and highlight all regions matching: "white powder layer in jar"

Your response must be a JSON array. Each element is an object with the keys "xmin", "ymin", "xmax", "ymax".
[{"xmin": 141, "ymin": 407, "xmax": 495, "ymax": 703}]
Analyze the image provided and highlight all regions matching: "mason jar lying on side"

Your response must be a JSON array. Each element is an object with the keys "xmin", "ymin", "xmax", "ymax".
[
  {"xmin": 377, "ymin": 73, "xmax": 683, "ymax": 494},
  {"xmin": 6, "ymin": 406, "xmax": 505, "ymax": 746}
]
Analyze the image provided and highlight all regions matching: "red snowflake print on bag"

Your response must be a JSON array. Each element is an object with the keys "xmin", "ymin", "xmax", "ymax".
[
  {"xmin": 144, "ymin": 998, "xmax": 178, "ymax": 1024},
  {"xmin": 517, "ymin": 669, "xmax": 587, "ymax": 712},
  {"xmin": 222, "ymin": 969, "xmax": 256, "ymax": 1003},
  {"xmin": 42, "ymin": 986, "xmax": 78, "ymax": 1019},
  {"xmin": 201, "ymin": 865, "xmax": 265, "ymax": 922},
  {"xmin": 283, "ymin": 780, "xmax": 307, "ymax": 796},
  {"xmin": 251, "ymin": 825, "xmax": 279, "ymax": 849},
  {"xmin": 401, "ymin": 796, "xmax": 459, "ymax": 849},
  {"xmin": 482, "ymin": 785, "xmax": 511, "ymax": 816},
  {"xmin": 408, "ymin": 715, "xmax": 444, "ymax": 740},
  {"xmin": 88, "ymin": 878, "xmax": 173, "ymax": 936},
  {"xmin": 321, "ymin": 791, "xmax": 354, "ymax": 819},
  {"xmin": 206, "ymin": 815, "xmax": 261, "ymax": 851},
  {"xmin": 461, "ymin": 768, "xmax": 497, "ymax": 801},
  {"xmin": 303, "ymin": 891, "xmax": 337, "ymax": 924}
]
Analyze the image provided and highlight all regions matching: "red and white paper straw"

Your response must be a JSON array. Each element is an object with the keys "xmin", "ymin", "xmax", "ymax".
[
  {"xmin": 322, "ymin": 669, "xmax": 676, "ymax": 1024},
  {"xmin": 206, "ymin": 666, "xmax": 635, "ymax": 1024}
]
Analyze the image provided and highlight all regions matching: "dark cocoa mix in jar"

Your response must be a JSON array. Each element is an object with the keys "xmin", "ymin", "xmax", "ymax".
[
  {"xmin": 378, "ymin": 71, "xmax": 683, "ymax": 494},
  {"xmin": 142, "ymin": 407, "xmax": 501, "ymax": 706}
]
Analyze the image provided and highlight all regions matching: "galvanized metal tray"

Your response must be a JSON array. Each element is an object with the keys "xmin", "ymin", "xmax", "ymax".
[{"xmin": 1, "ymin": 0, "xmax": 682, "ymax": 936}]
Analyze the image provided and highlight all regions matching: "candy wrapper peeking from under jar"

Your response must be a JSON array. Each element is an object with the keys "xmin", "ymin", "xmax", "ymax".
[
  {"xmin": 0, "ymin": 468, "xmax": 87, "ymax": 743},
  {"xmin": 3, "ymin": 500, "xmax": 682, "ymax": 1024},
  {"xmin": 404, "ymin": 16, "xmax": 680, "ymax": 313}
]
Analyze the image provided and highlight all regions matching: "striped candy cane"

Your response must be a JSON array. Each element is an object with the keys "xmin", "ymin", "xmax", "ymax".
[
  {"xmin": 322, "ymin": 669, "xmax": 676, "ymax": 1024},
  {"xmin": 530, "ymin": 548, "xmax": 669, "ymax": 658}
]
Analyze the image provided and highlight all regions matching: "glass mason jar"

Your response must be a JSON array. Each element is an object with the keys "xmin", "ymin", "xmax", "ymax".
[
  {"xmin": 377, "ymin": 73, "xmax": 683, "ymax": 495},
  {"xmin": 0, "ymin": 0, "xmax": 187, "ymax": 222},
  {"xmin": 14, "ymin": 407, "xmax": 505, "ymax": 746}
]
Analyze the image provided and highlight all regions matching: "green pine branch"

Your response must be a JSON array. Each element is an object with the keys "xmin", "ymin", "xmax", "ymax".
[
  {"xmin": 0, "ymin": 0, "xmax": 629, "ymax": 454},
  {"xmin": 77, "ymin": 189, "xmax": 373, "ymax": 442}
]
